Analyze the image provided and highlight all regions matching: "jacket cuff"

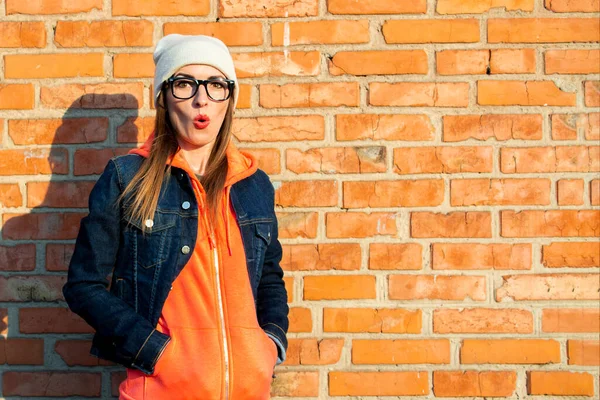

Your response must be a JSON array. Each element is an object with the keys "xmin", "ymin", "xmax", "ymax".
[
  {"xmin": 131, "ymin": 329, "xmax": 171, "ymax": 374},
  {"xmin": 265, "ymin": 332, "xmax": 286, "ymax": 365}
]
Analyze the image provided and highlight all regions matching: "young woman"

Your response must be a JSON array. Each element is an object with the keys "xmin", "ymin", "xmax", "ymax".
[{"xmin": 63, "ymin": 34, "xmax": 289, "ymax": 400}]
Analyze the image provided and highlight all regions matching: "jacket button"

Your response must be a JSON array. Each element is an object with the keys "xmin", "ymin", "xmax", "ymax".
[
  {"xmin": 182, "ymin": 201, "xmax": 191, "ymax": 210},
  {"xmin": 145, "ymin": 219, "xmax": 154, "ymax": 228},
  {"xmin": 181, "ymin": 245, "xmax": 191, "ymax": 254}
]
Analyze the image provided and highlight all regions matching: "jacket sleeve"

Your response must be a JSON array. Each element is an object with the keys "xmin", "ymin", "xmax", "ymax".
[{"xmin": 62, "ymin": 159, "xmax": 169, "ymax": 374}]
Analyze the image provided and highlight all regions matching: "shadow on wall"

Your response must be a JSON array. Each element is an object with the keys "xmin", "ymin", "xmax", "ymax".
[{"xmin": 0, "ymin": 93, "xmax": 144, "ymax": 398}]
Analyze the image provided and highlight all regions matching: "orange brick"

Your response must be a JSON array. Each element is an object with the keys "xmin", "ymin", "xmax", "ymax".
[
  {"xmin": 46, "ymin": 244, "xmax": 75, "ymax": 271},
  {"xmin": 545, "ymin": 0, "xmax": 600, "ymax": 12},
  {"xmin": 451, "ymin": 178, "xmax": 550, "ymax": 206},
  {"xmin": 383, "ymin": 20, "xmax": 479, "ymax": 43},
  {"xmin": 41, "ymin": 83, "xmax": 143, "ymax": 109},
  {"xmin": 542, "ymin": 308, "xmax": 600, "ymax": 332},
  {"xmin": 6, "ymin": 0, "xmax": 102, "ymax": 14},
  {"xmin": 260, "ymin": 82, "xmax": 359, "ymax": 108},
  {"xmin": 568, "ymin": 340, "xmax": 600, "ymax": 365},
  {"xmin": 437, "ymin": 50, "xmax": 488, "ymax": 75},
  {"xmin": 497, "ymin": 273, "xmax": 600, "ymax": 300},
  {"xmin": 283, "ymin": 338, "xmax": 343, "ymax": 365},
  {"xmin": 0, "ymin": 22, "xmax": 46, "ymax": 48},
  {"xmin": 0, "ymin": 84, "xmax": 35, "ymax": 110},
  {"xmin": 275, "ymin": 181, "xmax": 337, "ymax": 207},
  {"xmin": 283, "ymin": 276, "xmax": 293, "ymax": 302},
  {"xmin": 330, "ymin": 371, "xmax": 428, "ymax": 396},
  {"xmin": 0, "ymin": 309, "xmax": 6, "ymax": 335},
  {"xmin": 501, "ymin": 210, "xmax": 600, "ymax": 237},
  {"xmin": 329, "ymin": 50, "xmax": 427, "ymax": 75},
  {"xmin": 353, "ymin": 339, "xmax": 450, "ymax": 364},
  {"xmin": 55, "ymin": 340, "xmax": 113, "ymax": 366},
  {"xmin": 528, "ymin": 371, "xmax": 594, "ymax": 396},
  {"xmin": 502, "ymin": 146, "xmax": 599, "ymax": 173},
  {"xmin": 461, "ymin": 339, "xmax": 560, "ymax": 364},
  {"xmin": 164, "ymin": 22, "xmax": 262, "ymax": 46},
  {"xmin": 5, "ymin": 54, "xmax": 103, "ymax": 79},
  {"xmin": 444, "ymin": 114, "xmax": 542, "ymax": 142},
  {"xmin": 0, "ymin": 149, "xmax": 68, "ymax": 176},
  {"xmin": 233, "ymin": 52, "xmax": 320, "ymax": 78},
  {"xmin": 324, "ymin": 308, "xmax": 421, "ymax": 333},
  {"xmin": 236, "ymin": 84, "xmax": 252, "ymax": 109},
  {"xmin": 389, "ymin": 275, "xmax": 486, "ymax": 301},
  {"xmin": 326, "ymin": 212, "xmax": 397, "ymax": 238},
  {"xmin": 370, "ymin": 82, "xmax": 469, "ymax": 107},
  {"xmin": 232, "ymin": 116, "xmax": 324, "ymax": 142},
  {"xmin": 369, "ymin": 243, "xmax": 422, "ymax": 270},
  {"xmin": 585, "ymin": 81, "xmax": 600, "ymax": 106},
  {"xmin": 288, "ymin": 307, "xmax": 312, "ymax": 333},
  {"xmin": 117, "ymin": 116, "xmax": 154, "ymax": 144},
  {"xmin": 490, "ymin": 48, "xmax": 536, "ymax": 73},
  {"xmin": 328, "ymin": 0, "xmax": 426, "ymax": 14},
  {"xmin": 557, "ymin": 179, "xmax": 584, "ymax": 205},
  {"xmin": 238, "ymin": 148, "xmax": 279, "ymax": 174},
  {"xmin": 433, "ymin": 243, "xmax": 532, "ymax": 270},
  {"xmin": 271, "ymin": 371, "xmax": 319, "ymax": 397},
  {"xmin": 433, "ymin": 371, "xmax": 517, "ymax": 397},
  {"xmin": 73, "ymin": 148, "xmax": 131, "ymax": 176},
  {"xmin": 55, "ymin": 20, "xmax": 153, "ymax": 47},
  {"xmin": 113, "ymin": 53, "xmax": 154, "ymax": 78},
  {"xmin": 3, "ymin": 213, "xmax": 85, "ymax": 240},
  {"xmin": 19, "ymin": 308, "xmax": 93, "ymax": 333},
  {"xmin": 272, "ymin": 20, "xmax": 369, "ymax": 45},
  {"xmin": 542, "ymin": 242, "xmax": 600, "ymax": 268},
  {"xmin": 546, "ymin": 49, "xmax": 600, "ymax": 74},
  {"xmin": 551, "ymin": 114, "xmax": 585, "ymax": 140},
  {"xmin": 0, "ymin": 245, "xmax": 35, "ymax": 272},
  {"xmin": 304, "ymin": 276, "xmax": 376, "ymax": 300},
  {"xmin": 592, "ymin": 179, "xmax": 600, "ymax": 205},
  {"xmin": 113, "ymin": 0, "xmax": 208, "ymax": 15},
  {"xmin": 478, "ymin": 80, "xmax": 576, "ymax": 106},
  {"xmin": 27, "ymin": 181, "xmax": 94, "ymax": 208},
  {"xmin": 585, "ymin": 113, "xmax": 599, "ymax": 140},
  {"xmin": 3, "ymin": 372, "xmax": 101, "ymax": 397},
  {"xmin": 489, "ymin": 18, "xmax": 600, "ymax": 43},
  {"xmin": 281, "ymin": 244, "xmax": 361, "ymax": 271},
  {"xmin": 438, "ymin": 0, "xmax": 533, "ymax": 13},
  {"xmin": 277, "ymin": 212, "xmax": 317, "ymax": 239},
  {"xmin": 337, "ymin": 114, "xmax": 434, "ymax": 141},
  {"xmin": 0, "ymin": 276, "xmax": 66, "ymax": 302},
  {"xmin": 0, "ymin": 338, "xmax": 44, "ymax": 365},
  {"xmin": 411, "ymin": 212, "xmax": 492, "ymax": 238},
  {"xmin": 219, "ymin": 0, "xmax": 318, "ymax": 17},
  {"xmin": 344, "ymin": 180, "xmax": 444, "ymax": 208},
  {"xmin": 287, "ymin": 147, "xmax": 385, "ymax": 174},
  {"xmin": 0, "ymin": 185, "xmax": 22, "ymax": 208},
  {"xmin": 434, "ymin": 309, "xmax": 533, "ymax": 334},
  {"xmin": 9, "ymin": 118, "xmax": 107, "ymax": 145}
]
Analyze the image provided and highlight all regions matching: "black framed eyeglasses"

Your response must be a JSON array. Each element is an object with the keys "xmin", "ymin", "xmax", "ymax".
[{"xmin": 166, "ymin": 76, "xmax": 235, "ymax": 102}]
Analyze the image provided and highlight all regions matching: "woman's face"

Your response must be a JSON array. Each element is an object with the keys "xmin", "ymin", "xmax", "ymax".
[{"xmin": 165, "ymin": 64, "xmax": 230, "ymax": 152}]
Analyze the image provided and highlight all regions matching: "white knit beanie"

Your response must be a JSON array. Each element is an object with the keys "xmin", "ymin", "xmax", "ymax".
[{"xmin": 153, "ymin": 34, "xmax": 238, "ymax": 108}]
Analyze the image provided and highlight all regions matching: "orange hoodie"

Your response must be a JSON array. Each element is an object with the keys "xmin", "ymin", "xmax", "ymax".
[{"xmin": 119, "ymin": 136, "xmax": 278, "ymax": 400}]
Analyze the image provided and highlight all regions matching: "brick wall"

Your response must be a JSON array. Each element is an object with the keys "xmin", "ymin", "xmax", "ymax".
[{"xmin": 0, "ymin": 0, "xmax": 599, "ymax": 398}]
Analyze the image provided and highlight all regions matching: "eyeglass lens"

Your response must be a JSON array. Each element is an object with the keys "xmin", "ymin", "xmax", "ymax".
[{"xmin": 172, "ymin": 79, "xmax": 230, "ymax": 101}]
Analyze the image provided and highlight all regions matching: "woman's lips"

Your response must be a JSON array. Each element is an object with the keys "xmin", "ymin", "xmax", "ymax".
[{"xmin": 193, "ymin": 115, "xmax": 210, "ymax": 129}]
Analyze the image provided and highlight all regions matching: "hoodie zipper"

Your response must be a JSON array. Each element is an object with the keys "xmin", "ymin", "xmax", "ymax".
[{"xmin": 212, "ymin": 240, "xmax": 230, "ymax": 400}]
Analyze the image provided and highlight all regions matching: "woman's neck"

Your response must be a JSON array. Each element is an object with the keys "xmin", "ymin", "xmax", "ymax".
[{"xmin": 177, "ymin": 141, "xmax": 214, "ymax": 175}]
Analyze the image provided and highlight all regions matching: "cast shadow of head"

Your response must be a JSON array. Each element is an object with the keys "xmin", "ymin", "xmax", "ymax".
[{"xmin": 0, "ymin": 93, "xmax": 141, "ymax": 380}]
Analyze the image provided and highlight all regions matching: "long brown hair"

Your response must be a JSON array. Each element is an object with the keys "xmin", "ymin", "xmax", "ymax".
[{"xmin": 120, "ymin": 83, "xmax": 235, "ymax": 232}]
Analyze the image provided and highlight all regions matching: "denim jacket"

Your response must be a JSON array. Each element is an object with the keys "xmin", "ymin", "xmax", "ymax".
[{"xmin": 63, "ymin": 154, "xmax": 289, "ymax": 375}]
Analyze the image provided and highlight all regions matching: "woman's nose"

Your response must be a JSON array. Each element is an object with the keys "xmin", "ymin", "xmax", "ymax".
[{"xmin": 193, "ymin": 85, "xmax": 209, "ymax": 106}]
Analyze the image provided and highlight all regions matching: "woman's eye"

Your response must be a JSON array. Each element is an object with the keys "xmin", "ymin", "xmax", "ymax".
[
  {"xmin": 175, "ymin": 81, "xmax": 191, "ymax": 88},
  {"xmin": 209, "ymin": 81, "xmax": 225, "ymax": 89}
]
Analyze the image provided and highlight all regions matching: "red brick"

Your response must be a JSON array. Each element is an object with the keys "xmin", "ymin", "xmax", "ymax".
[
  {"xmin": 542, "ymin": 242, "xmax": 600, "ymax": 268},
  {"xmin": 272, "ymin": 20, "xmax": 369, "ymax": 45},
  {"xmin": 353, "ymin": 339, "xmax": 450, "ymax": 364},
  {"xmin": 112, "ymin": 371, "xmax": 127, "ymax": 396},
  {"xmin": 281, "ymin": 244, "xmax": 361, "ymax": 271},
  {"xmin": 275, "ymin": 181, "xmax": 338, "ymax": 207},
  {"xmin": 557, "ymin": 179, "xmax": 584, "ymax": 205},
  {"xmin": 232, "ymin": 116, "xmax": 324, "ymax": 142},
  {"xmin": 0, "ymin": 22, "xmax": 46, "ymax": 48},
  {"xmin": 592, "ymin": 179, "xmax": 600, "ymax": 205},
  {"xmin": 444, "ymin": 114, "xmax": 542, "ymax": 142},
  {"xmin": 568, "ymin": 340, "xmax": 600, "ymax": 365},
  {"xmin": 501, "ymin": 210, "xmax": 599, "ymax": 237},
  {"xmin": 389, "ymin": 275, "xmax": 486, "ymax": 301},
  {"xmin": 585, "ymin": 113, "xmax": 600, "ymax": 140},
  {"xmin": 20, "ymin": 308, "xmax": 93, "ymax": 334},
  {"xmin": 283, "ymin": 338, "xmax": 343, "ymax": 365},
  {"xmin": 546, "ymin": 49, "xmax": 600, "ymax": 74},
  {"xmin": 437, "ymin": 50, "xmax": 489, "ymax": 75},
  {"xmin": 0, "ymin": 84, "xmax": 35, "ymax": 110},
  {"xmin": 329, "ymin": 50, "xmax": 427, "ymax": 75},
  {"xmin": 164, "ymin": 22, "xmax": 262, "ymax": 46},
  {"xmin": 369, "ymin": 243, "xmax": 422, "ymax": 270},
  {"xmin": 46, "ymin": 244, "xmax": 75, "ymax": 271},
  {"xmin": 433, "ymin": 371, "xmax": 517, "ymax": 397},
  {"xmin": 271, "ymin": 371, "xmax": 319, "ymax": 397},
  {"xmin": 501, "ymin": 146, "xmax": 599, "ymax": 173},
  {"xmin": 288, "ymin": 307, "xmax": 312, "ymax": 333},
  {"xmin": 337, "ymin": 114, "xmax": 434, "ymax": 141},
  {"xmin": 489, "ymin": 18, "xmax": 600, "ymax": 43},
  {"xmin": 370, "ymin": 82, "xmax": 469, "ymax": 107},
  {"xmin": 219, "ymin": 0, "xmax": 318, "ymax": 17},
  {"xmin": 330, "ymin": 371, "xmax": 428, "ymax": 396},
  {"xmin": 394, "ymin": 147, "xmax": 493, "ymax": 174},
  {"xmin": 3, "ymin": 213, "xmax": 85, "ymax": 240},
  {"xmin": 411, "ymin": 212, "xmax": 492, "ymax": 238},
  {"xmin": 0, "ymin": 245, "xmax": 35, "ymax": 271},
  {"xmin": 434, "ymin": 309, "xmax": 533, "ymax": 333},
  {"xmin": 0, "ymin": 184, "xmax": 22, "ymax": 207},
  {"xmin": 451, "ymin": 178, "xmax": 550, "ymax": 206},
  {"xmin": 542, "ymin": 308, "xmax": 600, "ymax": 332},
  {"xmin": 585, "ymin": 81, "xmax": 600, "ymax": 106},
  {"xmin": 438, "ymin": 0, "xmax": 533, "ymax": 13},
  {"xmin": 55, "ymin": 20, "xmax": 153, "ymax": 47},
  {"xmin": 74, "ymin": 148, "xmax": 132, "ymax": 176},
  {"xmin": 113, "ymin": 53, "xmax": 154, "ymax": 78},
  {"xmin": 6, "ymin": 0, "xmax": 102, "ymax": 14},
  {"xmin": 433, "ymin": 243, "xmax": 531, "ymax": 270},
  {"xmin": 324, "ymin": 308, "xmax": 421, "ymax": 333},
  {"xmin": 284, "ymin": 277, "xmax": 293, "ymax": 302},
  {"xmin": 27, "ymin": 181, "xmax": 94, "ymax": 208},
  {"xmin": 491, "ymin": 48, "xmax": 537, "ymax": 74},
  {"xmin": 497, "ymin": 273, "xmax": 599, "ymax": 300},
  {"xmin": 478, "ymin": 80, "xmax": 576, "ymax": 106},
  {"xmin": 0, "ymin": 149, "xmax": 68, "ymax": 176},
  {"xmin": 277, "ymin": 212, "xmax": 317, "ymax": 239},
  {"xmin": 552, "ymin": 114, "xmax": 586, "ymax": 140},
  {"xmin": 304, "ymin": 276, "xmax": 376, "ymax": 300},
  {"xmin": 328, "ymin": 0, "xmax": 426, "ymax": 14},
  {"xmin": 260, "ymin": 82, "xmax": 359, "ymax": 108},
  {"xmin": 383, "ymin": 20, "xmax": 479, "ymax": 43},
  {"xmin": 117, "ymin": 116, "xmax": 155, "ymax": 143},
  {"xmin": 326, "ymin": 212, "xmax": 397, "ymax": 238},
  {"xmin": 9, "ymin": 118, "xmax": 107, "ymax": 145},
  {"xmin": 238, "ymin": 148, "xmax": 280, "ymax": 174},
  {"xmin": 528, "ymin": 371, "xmax": 594, "ymax": 396},
  {"xmin": 5, "ymin": 54, "xmax": 104, "ymax": 79},
  {"xmin": 0, "ymin": 276, "xmax": 66, "ymax": 302},
  {"xmin": 233, "ymin": 52, "xmax": 320, "ymax": 78},
  {"xmin": 545, "ymin": 0, "xmax": 600, "ymax": 11},
  {"xmin": 113, "ymin": 0, "xmax": 209, "ymax": 15},
  {"xmin": 0, "ymin": 309, "xmax": 6, "ymax": 335},
  {"xmin": 55, "ymin": 340, "xmax": 113, "ymax": 366},
  {"xmin": 0, "ymin": 338, "xmax": 44, "ymax": 365},
  {"xmin": 461, "ymin": 339, "xmax": 560, "ymax": 364},
  {"xmin": 41, "ymin": 83, "xmax": 143, "ymax": 109},
  {"xmin": 3, "ymin": 372, "xmax": 101, "ymax": 397},
  {"xmin": 287, "ymin": 147, "xmax": 385, "ymax": 174},
  {"xmin": 344, "ymin": 180, "xmax": 444, "ymax": 208}
]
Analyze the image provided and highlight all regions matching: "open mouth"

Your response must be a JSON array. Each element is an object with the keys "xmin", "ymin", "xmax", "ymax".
[{"xmin": 193, "ymin": 115, "xmax": 210, "ymax": 129}]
